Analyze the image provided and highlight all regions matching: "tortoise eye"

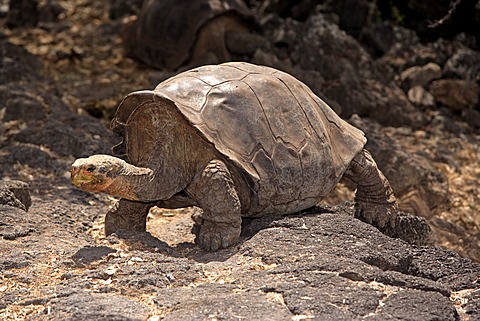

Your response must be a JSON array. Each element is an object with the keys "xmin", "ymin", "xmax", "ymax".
[{"xmin": 85, "ymin": 165, "xmax": 96, "ymax": 173}]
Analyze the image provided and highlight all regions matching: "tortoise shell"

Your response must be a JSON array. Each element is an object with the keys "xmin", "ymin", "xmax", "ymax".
[
  {"xmin": 121, "ymin": 0, "xmax": 253, "ymax": 70},
  {"xmin": 112, "ymin": 62, "xmax": 366, "ymax": 215}
]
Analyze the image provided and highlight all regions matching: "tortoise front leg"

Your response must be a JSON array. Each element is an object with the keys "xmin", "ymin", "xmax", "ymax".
[
  {"xmin": 104, "ymin": 198, "xmax": 154, "ymax": 235},
  {"xmin": 104, "ymin": 194, "xmax": 198, "ymax": 236},
  {"xmin": 343, "ymin": 149, "xmax": 398, "ymax": 230},
  {"xmin": 186, "ymin": 160, "xmax": 242, "ymax": 251}
]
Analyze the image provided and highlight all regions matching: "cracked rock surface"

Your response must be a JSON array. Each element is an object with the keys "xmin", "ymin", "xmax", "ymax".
[{"xmin": 1, "ymin": 188, "xmax": 478, "ymax": 320}]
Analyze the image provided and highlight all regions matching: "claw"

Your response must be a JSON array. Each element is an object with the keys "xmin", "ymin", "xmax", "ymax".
[
  {"xmin": 191, "ymin": 208, "xmax": 204, "ymax": 225},
  {"xmin": 196, "ymin": 221, "xmax": 241, "ymax": 251},
  {"xmin": 355, "ymin": 202, "xmax": 397, "ymax": 230},
  {"xmin": 210, "ymin": 235, "xmax": 221, "ymax": 252}
]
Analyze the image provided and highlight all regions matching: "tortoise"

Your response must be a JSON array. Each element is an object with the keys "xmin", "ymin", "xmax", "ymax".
[
  {"xmin": 121, "ymin": 0, "xmax": 258, "ymax": 71},
  {"xmin": 71, "ymin": 62, "xmax": 399, "ymax": 251}
]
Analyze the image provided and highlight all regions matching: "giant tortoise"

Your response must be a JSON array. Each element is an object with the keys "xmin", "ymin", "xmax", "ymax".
[
  {"xmin": 71, "ymin": 62, "xmax": 399, "ymax": 251},
  {"xmin": 121, "ymin": 0, "xmax": 256, "ymax": 70}
]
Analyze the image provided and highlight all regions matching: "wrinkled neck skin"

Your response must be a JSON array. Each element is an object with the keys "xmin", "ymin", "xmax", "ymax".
[{"xmin": 103, "ymin": 162, "xmax": 158, "ymax": 202}]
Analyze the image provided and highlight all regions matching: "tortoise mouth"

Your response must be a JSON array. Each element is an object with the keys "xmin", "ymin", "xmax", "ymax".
[{"xmin": 70, "ymin": 167, "xmax": 110, "ymax": 192}]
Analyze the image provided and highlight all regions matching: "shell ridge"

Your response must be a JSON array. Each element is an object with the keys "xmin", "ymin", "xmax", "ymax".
[
  {"xmin": 243, "ymin": 143, "xmax": 264, "ymax": 179},
  {"xmin": 220, "ymin": 62, "xmax": 256, "ymax": 73},
  {"xmin": 164, "ymin": 74, "xmax": 212, "ymax": 87},
  {"xmin": 193, "ymin": 74, "xmax": 248, "ymax": 89},
  {"xmin": 274, "ymin": 75, "xmax": 327, "ymax": 144},
  {"xmin": 241, "ymin": 76, "xmax": 311, "ymax": 206},
  {"xmin": 241, "ymin": 81, "xmax": 277, "ymax": 152},
  {"xmin": 306, "ymin": 89, "xmax": 366, "ymax": 176},
  {"xmin": 241, "ymin": 80, "xmax": 280, "ymax": 202},
  {"xmin": 296, "ymin": 141, "xmax": 310, "ymax": 200},
  {"xmin": 305, "ymin": 89, "xmax": 366, "ymax": 140},
  {"xmin": 198, "ymin": 86, "xmax": 214, "ymax": 113},
  {"xmin": 222, "ymin": 62, "xmax": 278, "ymax": 76},
  {"xmin": 267, "ymin": 75, "xmax": 333, "ymax": 199},
  {"xmin": 220, "ymin": 63, "xmax": 248, "ymax": 72},
  {"xmin": 307, "ymin": 90, "xmax": 366, "ymax": 144},
  {"xmin": 189, "ymin": 75, "xmax": 219, "ymax": 87}
]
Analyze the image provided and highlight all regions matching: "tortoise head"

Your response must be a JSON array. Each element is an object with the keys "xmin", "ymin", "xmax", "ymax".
[{"xmin": 71, "ymin": 155, "xmax": 127, "ymax": 193}]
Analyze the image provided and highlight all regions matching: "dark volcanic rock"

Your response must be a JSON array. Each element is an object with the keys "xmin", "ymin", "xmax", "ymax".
[
  {"xmin": 0, "ymin": 37, "xmax": 116, "ymax": 180},
  {"xmin": 0, "ymin": 180, "xmax": 478, "ymax": 321},
  {"xmin": 399, "ymin": 62, "xmax": 442, "ymax": 91},
  {"xmin": 6, "ymin": 0, "xmax": 39, "ymax": 29},
  {"xmin": 11, "ymin": 117, "xmax": 114, "ymax": 158},
  {"xmin": 0, "ymin": 144, "xmax": 64, "ymax": 176},
  {"xmin": 361, "ymin": 21, "xmax": 419, "ymax": 57},
  {"xmin": 443, "ymin": 49, "xmax": 480, "ymax": 83},
  {"xmin": 109, "ymin": 0, "xmax": 143, "ymax": 19},
  {"xmin": 0, "ymin": 40, "xmax": 43, "ymax": 84},
  {"xmin": 155, "ymin": 284, "xmax": 293, "ymax": 320},
  {"xmin": 148, "ymin": 207, "xmax": 473, "ymax": 320},
  {"xmin": 3, "ymin": 185, "xmax": 477, "ymax": 320},
  {"xmin": 367, "ymin": 289, "xmax": 458, "ymax": 321},
  {"xmin": 71, "ymin": 246, "xmax": 117, "ymax": 267},
  {"xmin": 462, "ymin": 108, "xmax": 480, "ymax": 128},
  {"xmin": 0, "ymin": 250, "xmax": 33, "ymax": 270},
  {"xmin": 235, "ymin": 210, "xmax": 477, "ymax": 320},
  {"xmin": 430, "ymin": 79, "xmax": 479, "ymax": 110},
  {"xmin": 30, "ymin": 292, "xmax": 149, "ymax": 321},
  {"xmin": 256, "ymin": 12, "xmax": 426, "ymax": 127},
  {"xmin": 0, "ymin": 87, "xmax": 48, "ymax": 122},
  {"xmin": 0, "ymin": 180, "xmax": 31, "ymax": 211}
]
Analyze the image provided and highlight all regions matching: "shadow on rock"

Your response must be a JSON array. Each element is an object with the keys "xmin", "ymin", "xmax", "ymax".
[{"xmin": 71, "ymin": 246, "xmax": 117, "ymax": 267}]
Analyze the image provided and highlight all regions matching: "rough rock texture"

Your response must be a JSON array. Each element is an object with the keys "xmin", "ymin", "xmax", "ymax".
[
  {"xmin": 1, "ymin": 0, "xmax": 479, "ymax": 320},
  {"xmin": 407, "ymin": 85, "xmax": 436, "ymax": 107},
  {"xmin": 1, "ymin": 188, "xmax": 478, "ymax": 320},
  {"xmin": 443, "ymin": 49, "xmax": 480, "ymax": 83},
  {"xmin": 252, "ymin": 13, "xmax": 426, "ymax": 128},
  {"xmin": 399, "ymin": 62, "xmax": 442, "ymax": 90},
  {"xmin": 430, "ymin": 79, "xmax": 479, "ymax": 110},
  {"xmin": 0, "ymin": 180, "xmax": 31, "ymax": 211}
]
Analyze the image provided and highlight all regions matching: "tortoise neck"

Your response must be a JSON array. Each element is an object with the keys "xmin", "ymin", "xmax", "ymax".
[{"xmin": 103, "ymin": 163, "xmax": 157, "ymax": 201}]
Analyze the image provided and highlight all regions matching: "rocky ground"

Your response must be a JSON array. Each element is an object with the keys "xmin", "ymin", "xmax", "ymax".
[{"xmin": 0, "ymin": 0, "xmax": 479, "ymax": 320}]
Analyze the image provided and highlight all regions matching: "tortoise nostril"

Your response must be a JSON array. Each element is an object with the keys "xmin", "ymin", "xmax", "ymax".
[{"xmin": 70, "ymin": 166, "xmax": 79, "ymax": 178}]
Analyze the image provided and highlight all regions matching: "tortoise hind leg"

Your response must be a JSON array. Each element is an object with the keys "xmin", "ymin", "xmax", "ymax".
[{"xmin": 343, "ymin": 149, "xmax": 398, "ymax": 230}]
